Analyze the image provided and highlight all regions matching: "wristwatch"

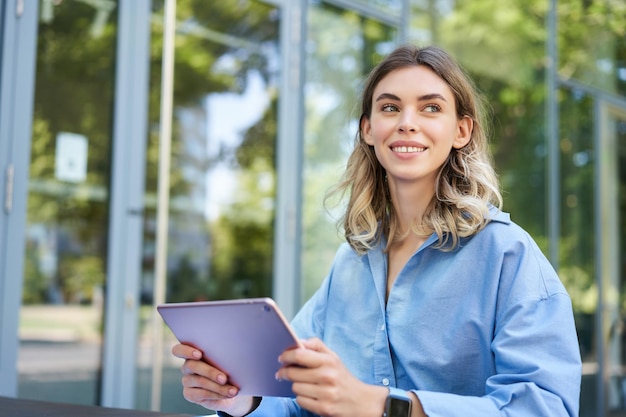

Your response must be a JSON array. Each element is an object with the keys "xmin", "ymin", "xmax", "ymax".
[{"xmin": 383, "ymin": 387, "xmax": 412, "ymax": 417}]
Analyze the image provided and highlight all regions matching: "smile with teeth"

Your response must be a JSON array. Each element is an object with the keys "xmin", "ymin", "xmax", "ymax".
[{"xmin": 391, "ymin": 146, "xmax": 426, "ymax": 153}]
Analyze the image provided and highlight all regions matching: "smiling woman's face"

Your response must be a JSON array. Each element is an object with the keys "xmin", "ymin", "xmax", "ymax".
[{"xmin": 361, "ymin": 65, "xmax": 472, "ymax": 190}]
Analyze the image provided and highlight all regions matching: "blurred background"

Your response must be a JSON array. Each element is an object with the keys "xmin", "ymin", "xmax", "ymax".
[{"xmin": 0, "ymin": 0, "xmax": 624, "ymax": 416}]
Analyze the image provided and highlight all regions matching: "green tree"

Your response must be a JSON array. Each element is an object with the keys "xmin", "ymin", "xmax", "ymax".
[{"xmin": 149, "ymin": 0, "xmax": 281, "ymax": 302}]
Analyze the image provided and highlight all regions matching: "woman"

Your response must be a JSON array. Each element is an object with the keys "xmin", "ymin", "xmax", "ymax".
[{"xmin": 173, "ymin": 45, "xmax": 581, "ymax": 417}]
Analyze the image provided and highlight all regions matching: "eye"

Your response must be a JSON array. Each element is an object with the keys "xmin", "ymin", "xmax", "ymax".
[
  {"xmin": 423, "ymin": 104, "xmax": 441, "ymax": 113},
  {"xmin": 381, "ymin": 104, "xmax": 399, "ymax": 112}
]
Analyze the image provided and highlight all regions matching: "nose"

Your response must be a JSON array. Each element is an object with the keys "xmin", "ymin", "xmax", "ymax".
[{"xmin": 397, "ymin": 111, "xmax": 418, "ymax": 133}]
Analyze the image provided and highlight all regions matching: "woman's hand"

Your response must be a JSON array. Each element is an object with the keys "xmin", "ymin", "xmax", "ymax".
[
  {"xmin": 275, "ymin": 338, "xmax": 388, "ymax": 417},
  {"xmin": 172, "ymin": 343, "xmax": 257, "ymax": 416}
]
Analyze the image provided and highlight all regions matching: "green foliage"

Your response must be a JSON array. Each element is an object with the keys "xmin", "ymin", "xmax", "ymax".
[
  {"xmin": 558, "ymin": 0, "xmax": 626, "ymax": 93},
  {"xmin": 300, "ymin": 4, "xmax": 398, "ymax": 299},
  {"xmin": 22, "ymin": 241, "xmax": 48, "ymax": 304},
  {"xmin": 23, "ymin": 0, "xmax": 282, "ymax": 305},
  {"xmin": 57, "ymin": 255, "xmax": 105, "ymax": 304},
  {"xmin": 23, "ymin": 1, "xmax": 117, "ymax": 304},
  {"xmin": 155, "ymin": 0, "xmax": 280, "ymax": 302}
]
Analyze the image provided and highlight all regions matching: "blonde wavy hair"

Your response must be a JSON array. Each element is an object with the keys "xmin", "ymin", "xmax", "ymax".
[{"xmin": 328, "ymin": 45, "xmax": 503, "ymax": 254}]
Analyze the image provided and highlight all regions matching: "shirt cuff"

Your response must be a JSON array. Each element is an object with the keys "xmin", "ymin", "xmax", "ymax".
[
  {"xmin": 413, "ymin": 390, "xmax": 498, "ymax": 417},
  {"xmin": 216, "ymin": 397, "xmax": 262, "ymax": 417}
]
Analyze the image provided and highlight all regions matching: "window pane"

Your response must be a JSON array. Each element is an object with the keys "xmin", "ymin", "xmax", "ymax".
[
  {"xmin": 18, "ymin": 0, "xmax": 118, "ymax": 405},
  {"xmin": 558, "ymin": 0, "xmax": 626, "ymax": 96},
  {"xmin": 301, "ymin": 2, "xmax": 397, "ymax": 301},
  {"xmin": 558, "ymin": 86, "xmax": 596, "ymax": 417},
  {"xmin": 138, "ymin": 1, "xmax": 281, "ymax": 412},
  {"xmin": 412, "ymin": 0, "xmax": 549, "ymax": 238}
]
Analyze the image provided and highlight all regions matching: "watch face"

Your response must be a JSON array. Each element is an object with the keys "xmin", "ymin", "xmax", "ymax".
[{"xmin": 387, "ymin": 397, "xmax": 412, "ymax": 417}]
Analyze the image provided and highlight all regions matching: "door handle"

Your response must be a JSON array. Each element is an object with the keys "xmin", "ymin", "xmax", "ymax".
[{"xmin": 16, "ymin": 0, "xmax": 24, "ymax": 17}]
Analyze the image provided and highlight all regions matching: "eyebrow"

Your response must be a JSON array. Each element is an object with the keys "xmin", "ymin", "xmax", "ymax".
[{"xmin": 375, "ymin": 92, "xmax": 448, "ymax": 102}]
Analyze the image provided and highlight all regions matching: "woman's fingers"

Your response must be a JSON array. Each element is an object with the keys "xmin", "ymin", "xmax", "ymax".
[
  {"xmin": 172, "ymin": 343, "xmax": 239, "ymax": 399},
  {"xmin": 172, "ymin": 343, "xmax": 202, "ymax": 360},
  {"xmin": 182, "ymin": 373, "xmax": 238, "ymax": 399},
  {"xmin": 276, "ymin": 338, "xmax": 344, "ymax": 387},
  {"xmin": 279, "ymin": 338, "xmax": 333, "ymax": 367}
]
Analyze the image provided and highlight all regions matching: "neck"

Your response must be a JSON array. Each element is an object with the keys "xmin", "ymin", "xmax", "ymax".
[{"xmin": 387, "ymin": 178, "xmax": 435, "ymax": 232}]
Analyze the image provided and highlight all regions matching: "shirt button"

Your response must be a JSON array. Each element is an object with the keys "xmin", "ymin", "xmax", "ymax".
[
  {"xmin": 380, "ymin": 324, "xmax": 385, "ymax": 331},
  {"xmin": 382, "ymin": 378, "xmax": 390, "ymax": 386}
]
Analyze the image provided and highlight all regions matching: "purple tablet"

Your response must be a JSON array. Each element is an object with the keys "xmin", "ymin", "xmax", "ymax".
[{"xmin": 157, "ymin": 297, "xmax": 302, "ymax": 397}]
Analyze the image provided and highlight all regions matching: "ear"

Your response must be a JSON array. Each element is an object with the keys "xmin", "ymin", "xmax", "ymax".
[
  {"xmin": 360, "ymin": 115, "xmax": 374, "ymax": 146},
  {"xmin": 453, "ymin": 115, "xmax": 473, "ymax": 149}
]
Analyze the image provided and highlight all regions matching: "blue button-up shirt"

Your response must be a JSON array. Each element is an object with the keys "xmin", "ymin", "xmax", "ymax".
[{"xmin": 249, "ymin": 211, "xmax": 581, "ymax": 416}]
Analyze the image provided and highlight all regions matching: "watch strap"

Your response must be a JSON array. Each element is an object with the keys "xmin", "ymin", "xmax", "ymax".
[{"xmin": 384, "ymin": 387, "xmax": 412, "ymax": 417}]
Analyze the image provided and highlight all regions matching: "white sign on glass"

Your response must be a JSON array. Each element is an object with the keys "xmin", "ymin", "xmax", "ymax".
[{"xmin": 55, "ymin": 132, "xmax": 88, "ymax": 183}]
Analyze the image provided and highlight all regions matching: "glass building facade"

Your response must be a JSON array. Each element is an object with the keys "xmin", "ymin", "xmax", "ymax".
[{"xmin": 0, "ymin": 0, "xmax": 624, "ymax": 416}]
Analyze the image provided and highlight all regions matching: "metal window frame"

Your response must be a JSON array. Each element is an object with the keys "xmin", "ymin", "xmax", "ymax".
[
  {"xmin": 595, "ymin": 97, "xmax": 626, "ymax": 417},
  {"xmin": 101, "ymin": 0, "xmax": 152, "ymax": 408},
  {"xmin": 0, "ymin": 0, "xmax": 39, "ymax": 397},
  {"xmin": 546, "ymin": 0, "xmax": 559, "ymax": 270},
  {"xmin": 272, "ymin": 0, "xmax": 307, "ymax": 319},
  {"xmin": 320, "ymin": 0, "xmax": 404, "ymax": 27}
]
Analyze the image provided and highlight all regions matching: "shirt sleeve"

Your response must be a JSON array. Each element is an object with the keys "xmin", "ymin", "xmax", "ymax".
[{"xmin": 415, "ymin": 292, "xmax": 581, "ymax": 417}]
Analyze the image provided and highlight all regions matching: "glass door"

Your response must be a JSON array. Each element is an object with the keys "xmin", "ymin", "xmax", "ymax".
[
  {"xmin": 17, "ymin": 0, "xmax": 119, "ymax": 405},
  {"xmin": 137, "ymin": 1, "xmax": 282, "ymax": 413}
]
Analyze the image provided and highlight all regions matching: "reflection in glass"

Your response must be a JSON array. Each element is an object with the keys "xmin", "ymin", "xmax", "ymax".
[
  {"xmin": 558, "ymin": 87, "xmax": 597, "ymax": 417},
  {"xmin": 138, "ymin": 1, "xmax": 280, "ymax": 413},
  {"xmin": 413, "ymin": 1, "xmax": 550, "ymax": 240},
  {"xmin": 557, "ymin": 0, "xmax": 626, "ymax": 96},
  {"xmin": 18, "ymin": 0, "xmax": 118, "ymax": 406},
  {"xmin": 301, "ymin": 2, "xmax": 397, "ymax": 301}
]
